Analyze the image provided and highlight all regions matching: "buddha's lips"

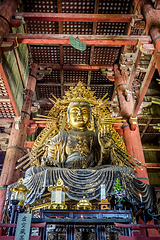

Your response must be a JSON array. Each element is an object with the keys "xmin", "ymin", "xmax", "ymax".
[{"xmin": 76, "ymin": 118, "xmax": 84, "ymax": 122}]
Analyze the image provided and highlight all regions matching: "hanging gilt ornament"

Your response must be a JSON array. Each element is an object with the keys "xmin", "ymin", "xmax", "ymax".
[{"xmin": 69, "ymin": 36, "xmax": 86, "ymax": 51}]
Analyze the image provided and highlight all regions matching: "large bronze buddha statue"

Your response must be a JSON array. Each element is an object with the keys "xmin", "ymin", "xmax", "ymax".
[
  {"xmin": 41, "ymin": 101, "xmax": 113, "ymax": 169},
  {"xmin": 15, "ymin": 82, "xmax": 151, "ymax": 207}
]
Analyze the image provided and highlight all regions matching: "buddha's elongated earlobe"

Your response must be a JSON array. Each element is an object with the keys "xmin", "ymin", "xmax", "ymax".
[
  {"xmin": 87, "ymin": 121, "xmax": 91, "ymax": 129},
  {"xmin": 60, "ymin": 115, "xmax": 65, "ymax": 135}
]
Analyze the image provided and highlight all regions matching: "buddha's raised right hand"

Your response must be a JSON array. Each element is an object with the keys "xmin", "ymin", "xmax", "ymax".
[{"xmin": 98, "ymin": 125, "xmax": 113, "ymax": 151}]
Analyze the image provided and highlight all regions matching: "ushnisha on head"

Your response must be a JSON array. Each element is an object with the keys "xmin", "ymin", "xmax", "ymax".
[{"xmin": 67, "ymin": 102, "xmax": 92, "ymax": 130}]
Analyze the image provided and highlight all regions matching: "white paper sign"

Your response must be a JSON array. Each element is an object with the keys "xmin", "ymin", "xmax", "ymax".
[
  {"xmin": 15, "ymin": 213, "xmax": 32, "ymax": 240},
  {"xmin": 101, "ymin": 184, "xmax": 106, "ymax": 200}
]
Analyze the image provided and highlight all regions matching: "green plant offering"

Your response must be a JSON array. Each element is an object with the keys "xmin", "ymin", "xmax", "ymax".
[{"xmin": 113, "ymin": 178, "xmax": 125, "ymax": 202}]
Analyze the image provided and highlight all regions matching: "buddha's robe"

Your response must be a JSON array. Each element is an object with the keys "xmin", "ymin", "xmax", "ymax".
[{"xmin": 47, "ymin": 129, "xmax": 101, "ymax": 169}]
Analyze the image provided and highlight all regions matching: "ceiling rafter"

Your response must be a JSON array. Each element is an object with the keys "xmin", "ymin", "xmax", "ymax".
[
  {"xmin": 87, "ymin": 71, "xmax": 92, "ymax": 87},
  {"xmin": 13, "ymin": 48, "xmax": 26, "ymax": 89},
  {"xmin": 132, "ymin": 56, "xmax": 156, "ymax": 118},
  {"xmin": 121, "ymin": 0, "xmax": 135, "ymax": 54},
  {"xmin": 0, "ymin": 63, "xmax": 19, "ymax": 117},
  {"xmin": 38, "ymin": 64, "xmax": 113, "ymax": 71},
  {"xmin": 60, "ymin": 70, "xmax": 64, "ymax": 96},
  {"xmin": 14, "ymin": 12, "xmax": 143, "ymax": 23},
  {"xmin": 57, "ymin": 0, "xmax": 64, "ymax": 97},
  {"xmin": 140, "ymin": 119, "xmax": 152, "ymax": 139},
  {"xmin": 89, "ymin": 0, "xmax": 99, "ymax": 65},
  {"xmin": 37, "ymin": 82, "xmax": 113, "ymax": 87},
  {"xmin": 145, "ymin": 163, "xmax": 160, "ymax": 168},
  {"xmin": 10, "ymin": 18, "xmax": 21, "ymax": 28},
  {"xmin": 57, "ymin": 0, "xmax": 63, "ymax": 65},
  {"xmin": 122, "ymin": 23, "xmax": 132, "ymax": 54},
  {"xmin": 127, "ymin": 49, "xmax": 142, "ymax": 90},
  {"xmin": 88, "ymin": 0, "xmax": 99, "ymax": 86},
  {"xmin": 6, "ymin": 33, "xmax": 152, "ymax": 45}
]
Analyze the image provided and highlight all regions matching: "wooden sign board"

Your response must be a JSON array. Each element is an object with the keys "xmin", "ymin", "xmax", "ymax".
[{"xmin": 15, "ymin": 213, "xmax": 32, "ymax": 240}]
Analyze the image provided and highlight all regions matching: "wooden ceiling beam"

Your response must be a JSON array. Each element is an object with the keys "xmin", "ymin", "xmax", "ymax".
[
  {"xmin": 132, "ymin": 56, "xmax": 156, "ymax": 118},
  {"xmin": 24, "ymin": 141, "xmax": 34, "ymax": 149},
  {"xmin": 0, "ymin": 96, "xmax": 10, "ymax": 102},
  {"xmin": 10, "ymin": 18, "xmax": 21, "ymax": 28},
  {"xmin": 140, "ymin": 119, "xmax": 152, "ymax": 139},
  {"xmin": 57, "ymin": 0, "xmax": 64, "ymax": 66},
  {"xmin": 13, "ymin": 48, "xmax": 26, "ymax": 89},
  {"xmin": 87, "ymin": 71, "xmax": 92, "ymax": 87},
  {"xmin": 59, "ymin": 43, "xmax": 64, "ymax": 65},
  {"xmin": 57, "ymin": 0, "xmax": 64, "ymax": 98},
  {"xmin": 37, "ymin": 82, "xmax": 113, "ymax": 87},
  {"xmin": 14, "ymin": 12, "xmax": 143, "ymax": 23},
  {"xmin": 0, "ymin": 119, "xmax": 47, "ymax": 127},
  {"xmin": 0, "ymin": 63, "xmax": 19, "ymax": 117},
  {"xmin": 122, "ymin": 23, "xmax": 132, "ymax": 54},
  {"xmin": 143, "ymin": 145, "xmax": 160, "ymax": 152},
  {"xmin": 139, "ymin": 122, "xmax": 155, "ymax": 126},
  {"xmin": 90, "ymin": 47, "xmax": 95, "ymax": 66},
  {"xmin": 38, "ymin": 64, "xmax": 113, "ymax": 71},
  {"xmin": 89, "ymin": 0, "xmax": 99, "ymax": 67},
  {"xmin": 0, "ymin": 118, "xmax": 14, "ymax": 125},
  {"xmin": 1, "ymin": 42, "xmax": 14, "ymax": 52},
  {"xmin": 145, "ymin": 163, "xmax": 160, "ymax": 168},
  {"xmin": 6, "ymin": 33, "xmax": 151, "ymax": 45},
  {"xmin": 60, "ymin": 70, "xmax": 64, "ymax": 97},
  {"xmin": 57, "ymin": 0, "xmax": 63, "ymax": 31},
  {"xmin": 121, "ymin": 0, "xmax": 134, "ymax": 54},
  {"xmin": 127, "ymin": 49, "xmax": 142, "ymax": 90},
  {"xmin": 141, "ymin": 132, "xmax": 160, "ymax": 135}
]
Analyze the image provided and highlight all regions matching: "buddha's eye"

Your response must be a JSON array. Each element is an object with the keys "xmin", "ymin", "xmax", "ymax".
[
  {"xmin": 81, "ymin": 108, "xmax": 89, "ymax": 113},
  {"xmin": 70, "ymin": 108, "xmax": 79, "ymax": 113}
]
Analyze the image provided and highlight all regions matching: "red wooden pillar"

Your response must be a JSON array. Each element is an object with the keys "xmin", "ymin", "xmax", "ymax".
[
  {"xmin": 122, "ymin": 122, "xmax": 133, "ymax": 156},
  {"xmin": 150, "ymin": 27, "xmax": 160, "ymax": 77},
  {"xmin": 114, "ymin": 64, "xmax": 134, "ymax": 119},
  {"xmin": 0, "ymin": 63, "xmax": 38, "ymax": 221},
  {"xmin": 0, "ymin": 0, "xmax": 19, "ymax": 228},
  {"xmin": 156, "ymin": 0, "xmax": 160, "ymax": 9},
  {"xmin": 134, "ymin": 0, "xmax": 160, "ymax": 76},
  {"xmin": 122, "ymin": 122, "xmax": 149, "ymax": 184},
  {"xmin": 0, "ymin": 0, "xmax": 19, "ymax": 46},
  {"xmin": 114, "ymin": 64, "xmax": 149, "ymax": 185}
]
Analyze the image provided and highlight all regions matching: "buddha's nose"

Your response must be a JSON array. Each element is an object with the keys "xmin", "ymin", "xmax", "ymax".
[{"xmin": 77, "ymin": 109, "xmax": 82, "ymax": 115}]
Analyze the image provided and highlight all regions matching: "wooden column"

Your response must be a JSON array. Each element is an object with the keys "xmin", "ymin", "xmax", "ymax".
[
  {"xmin": 150, "ymin": 27, "xmax": 160, "ymax": 76},
  {"xmin": 134, "ymin": 0, "xmax": 160, "ymax": 75},
  {"xmin": 114, "ymin": 64, "xmax": 149, "ymax": 185},
  {"xmin": 132, "ymin": 56, "xmax": 155, "ymax": 118},
  {"xmin": 122, "ymin": 123, "xmax": 134, "ymax": 156},
  {"xmin": 0, "ymin": 0, "xmax": 18, "ymax": 46},
  {"xmin": 114, "ymin": 64, "xmax": 134, "ymax": 119},
  {"xmin": 123, "ymin": 122, "xmax": 149, "ymax": 184},
  {"xmin": 0, "ymin": 63, "xmax": 38, "ymax": 221}
]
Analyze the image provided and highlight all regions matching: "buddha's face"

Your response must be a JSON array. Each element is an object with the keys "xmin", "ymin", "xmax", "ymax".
[{"xmin": 69, "ymin": 104, "xmax": 90, "ymax": 130}]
